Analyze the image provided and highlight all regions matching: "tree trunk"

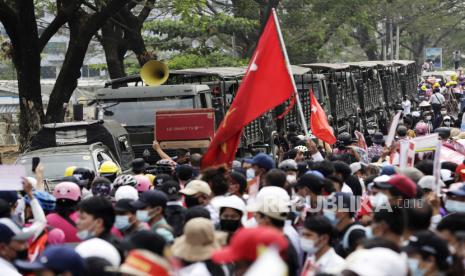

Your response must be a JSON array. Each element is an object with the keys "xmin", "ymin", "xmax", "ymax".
[
  {"xmin": 101, "ymin": 22, "xmax": 127, "ymax": 81},
  {"xmin": 10, "ymin": 1, "xmax": 43, "ymax": 150},
  {"xmin": 45, "ymin": 14, "xmax": 91, "ymax": 123}
]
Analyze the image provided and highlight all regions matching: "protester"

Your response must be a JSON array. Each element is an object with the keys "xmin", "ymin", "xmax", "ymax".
[
  {"xmin": 179, "ymin": 180, "xmax": 218, "ymax": 224},
  {"xmin": 216, "ymin": 195, "xmax": 246, "ymax": 236},
  {"xmin": 300, "ymin": 215, "xmax": 345, "ymax": 275},
  {"xmin": 171, "ymin": 218, "xmax": 227, "ymax": 275},
  {"xmin": 130, "ymin": 190, "xmax": 173, "ymax": 242},
  {"xmin": 114, "ymin": 198, "xmax": 148, "ymax": 235},
  {"xmin": 160, "ymin": 180, "xmax": 185, "ymax": 237}
]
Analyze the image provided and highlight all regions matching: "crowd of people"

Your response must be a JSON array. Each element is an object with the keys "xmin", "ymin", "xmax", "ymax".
[
  {"xmin": 2, "ymin": 115, "xmax": 465, "ymax": 276},
  {"xmin": 4, "ymin": 74, "xmax": 465, "ymax": 276}
]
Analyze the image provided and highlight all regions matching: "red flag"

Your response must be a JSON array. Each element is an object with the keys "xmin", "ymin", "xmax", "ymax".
[
  {"xmin": 310, "ymin": 90, "xmax": 336, "ymax": 145},
  {"xmin": 201, "ymin": 13, "xmax": 294, "ymax": 168}
]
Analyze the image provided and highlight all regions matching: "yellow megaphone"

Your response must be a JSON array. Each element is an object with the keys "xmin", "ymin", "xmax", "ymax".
[{"xmin": 140, "ymin": 60, "xmax": 169, "ymax": 86}]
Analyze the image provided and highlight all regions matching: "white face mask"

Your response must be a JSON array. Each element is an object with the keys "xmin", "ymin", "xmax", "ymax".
[
  {"xmin": 369, "ymin": 192, "xmax": 389, "ymax": 209},
  {"xmin": 286, "ymin": 174, "xmax": 297, "ymax": 184},
  {"xmin": 367, "ymin": 129, "xmax": 376, "ymax": 135},
  {"xmin": 300, "ymin": 237, "xmax": 319, "ymax": 255},
  {"xmin": 445, "ymin": 199, "xmax": 465, "ymax": 213},
  {"xmin": 426, "ymin": 116, "xmax": 432, "ymax": 121},
  {"xmin": 444, "ymin": 121, "xmax": 451, "ymax": 126},
  {"xmin": 246, "ymin": 168, "xmax": 255, "ymax": 180},
  {"xmin": 441, "ymin": 111, "xmax": 447, "ymax": 115}
]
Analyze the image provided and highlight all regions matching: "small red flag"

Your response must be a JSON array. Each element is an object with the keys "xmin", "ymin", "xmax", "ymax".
[
  {"xmin": 201, "ymin": 12, "xmax": 294, "ymax": 168},
  {"xmin": 310, "ymin": 90, "xmax": 336, "ymax": 145}
]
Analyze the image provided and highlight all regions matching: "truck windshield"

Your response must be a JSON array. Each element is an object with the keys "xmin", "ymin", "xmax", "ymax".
[
  {"xmin": 102, "ymin": 97, "xmax": 195, "ymax": 126},
  {"xmin": 17, "ymin": 154, "xmax": 95, "ymax": 179}
]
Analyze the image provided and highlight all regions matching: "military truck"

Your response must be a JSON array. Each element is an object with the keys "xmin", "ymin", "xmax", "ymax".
[{"xmin": 300, "ymin": 63, "xmax": 360, "ymax": 133}]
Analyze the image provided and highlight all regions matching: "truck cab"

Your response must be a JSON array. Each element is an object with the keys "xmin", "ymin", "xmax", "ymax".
[{"xmin": 94, "ymin": 84, "xmax": 211, "ymax": 163}]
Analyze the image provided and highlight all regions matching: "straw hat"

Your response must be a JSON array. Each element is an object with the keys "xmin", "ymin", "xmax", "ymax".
[{"xmin": 171, "ymin": 218, "xmax": 221, "ymax": 262}]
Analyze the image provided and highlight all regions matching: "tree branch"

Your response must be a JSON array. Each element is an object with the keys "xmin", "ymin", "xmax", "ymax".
[
  {"xmin": 0, "ymin": 1, "xmax": 18, "ymax": 42},
  {"xmin": 137, "ymin": 0, "xmax": 155, "ymax": 23},
  {"xmin": 38, "ymin": 1, "xmax": 83, "ymax": 52}
]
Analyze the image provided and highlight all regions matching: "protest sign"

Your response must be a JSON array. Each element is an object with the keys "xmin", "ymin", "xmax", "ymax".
[{"xmin": 0, "ymin": 165, "xmax": 25, "ymax": 191}]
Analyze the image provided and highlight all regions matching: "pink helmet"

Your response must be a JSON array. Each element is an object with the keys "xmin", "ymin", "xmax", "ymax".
[
  {"xmin": 53, "ymin": 182, "xmax": 81, "ymax": 201},
  {"xmin": 415, "ymin": 122, "xmax": 429, "ymax": 136},
  {"xmin": 134, "ymin": 175, "xmax": 151, "ymax": 193}
]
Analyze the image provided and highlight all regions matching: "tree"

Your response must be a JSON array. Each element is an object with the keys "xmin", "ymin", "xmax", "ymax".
[
  {"xmin": 45, "ymin": 0, "xmax": 128, "ymax": 123},
  {"xmin": 99, "ymin": 0, "xmax": 155, "ymax": 83},
  {"xmin": 0, "ymin": 0, "xmax": 81, "ymax": 148}
]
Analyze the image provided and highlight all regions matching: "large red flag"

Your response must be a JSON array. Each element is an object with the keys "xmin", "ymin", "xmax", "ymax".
[
  {"xmin": 201, "ymin": 12, "xmax": 294, "ymax": 168},
  {"xmin": 310, "ymin": 90, "xmax": 336, "ymax": 145}
]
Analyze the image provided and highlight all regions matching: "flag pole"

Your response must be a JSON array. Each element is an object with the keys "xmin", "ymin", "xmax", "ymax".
[{"xmin": 272, "ymin": 8, "xmax": 310, "ymax": 137}]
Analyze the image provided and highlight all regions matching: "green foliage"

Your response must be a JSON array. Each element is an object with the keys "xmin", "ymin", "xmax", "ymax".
[
  {"xmin": 166, "ymin": 52, "xmax": 248, "ymax": 70},
  {"xmin": 144, "ymin": 13, "xmax": 258, "ymax": 55}
]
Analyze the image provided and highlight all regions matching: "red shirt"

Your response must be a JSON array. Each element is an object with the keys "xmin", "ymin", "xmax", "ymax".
[{"xmin": 455, "ymin": 163, "xmax": 465, "ymax": 181}]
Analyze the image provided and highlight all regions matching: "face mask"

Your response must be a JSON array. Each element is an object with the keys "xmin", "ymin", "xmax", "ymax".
[
  {"xmin": 220, "ymin": 219, "xmax": 241, "ymax": 232},
  {"xmin": 286, "ymin": 175, "xmax": 297, "ymax": 185},
  {"xmin": 445, "ymin": 199, "xmax": 465, "ymax": 213},
  {"xmin": 369, "ymin": 192, "xmax": 389, "ymax": 209},
  {"xmin": 441, "ymin": 111, "xmax": 447, "ymax": 115},
  {"xmin": 300, "ymin": 237, "xmax": 319, "ymax": 255},
  {"xmin": 408, "ymin": 258, "xmax": 426, "ymax": 276},
  {"xmin": 114, "ymin": 215, "xmax": 131, "ymax": 230},
  {"xmin": 444, "ymin": 121, "xmax": 451, "ymax": 126},
  {"xmin": 367, "ymin": 129, "xmax": 376, "ymax": 135},
  {"xmin": 136, "ymin": 210, "xmax": 151, "ymax": 222},
  {"xmin": 76, "ymin": 229, "xmax": 95, "ymax": 241},
  {"xmin": 185, "ymin": 196, "xmax": 201, "ymax": 208},
  {"xmin": 323, "ymin": 210, "xmax": 338, "ymax": 226},
  {"xmin": 426, "ymin": 116, "xmax": 432, "ymax": 121},
  {"xmin": 246, "ymin": 168, "xmax": 255, "ymax": 180}
]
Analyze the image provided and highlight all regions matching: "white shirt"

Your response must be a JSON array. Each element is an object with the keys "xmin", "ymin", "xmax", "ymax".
[
  {"xmin": 302, "ymin": 248, "xmax": 346, "ymax": 276},
  {"xmin": 401, "ymin": 100, "xmax": 411, "ymax": 114},
  {"xmin": 430, "ymin": 93, "xmax": 445, "ymax": 105},
  {"xmin": 315, "ymin": 247, "xmax": 346, "ymax": 274},
  {"xmin": 341, "ymin": 183, "xmax": 353, "ymax": 194},
  {"xmin": 0, "ymin": 257, "xmax": 21, "ymax": 276}
]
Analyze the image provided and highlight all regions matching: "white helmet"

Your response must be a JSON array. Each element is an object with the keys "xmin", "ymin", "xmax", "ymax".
[
  {"xmin": 217, "ymin": 195, "xmax": 246, "ymax": 215},
  {"xmin": 114, "ymin": 185, "xmax": 139, "ymax": 201}
]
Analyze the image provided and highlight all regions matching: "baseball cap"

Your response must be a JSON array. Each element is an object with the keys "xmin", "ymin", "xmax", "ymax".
[
  {"xmin": 212, "ymin": 227, "xmax": 288, "ymax": 264},
  {"xmin": 374, "ymin": 174, "xmax": 417, "ymax": 198},
  {"xmin": 0, "ymin": 191, "xmax": 18, "ymax": 206},
  {"xmin": 247, "ymin": 186, "xmax": 290, "ymax": 221},
  {"xmin": 395, "ymin": 167, "xmax": 424, "ymax": 184},
  {"xmin": 75, "ymin": 238, "xmax": 121, "ymax": 267},
  {"xmin": 179, "ymin": 180, "xmax": 211, "ymax": 196},
  {"xmin": 403, "ymin": 231, "xmax": 450, "ymax": 270},
  {"xmin": 350, "ymin": 162, "xmax": 363, "ymax": 174},
  {"xmin": 244, "ymin": 153, "xmax": 275, "ymax": 170},
  {"xmin": 418, "ymin": 175, "xmax": 445, "ymax": 191},
  {"xmin": 176, "ymin": 165, "xmax": 193, "ymax": 181},
  {"xmin": 15, "ymin": 245, "xmax": 85, "ymax": 275},
  {"xmin": 343, "ymin": 247, "xmax": 407, "ymax": 276},
  {"xmin": 114, "ymin": 198, "xmax": 137, "ymax": 213},
  {"xmin": 380, "ymin": 165, "xmax": 396, "ymax": 176},
  {"xmin": 0, "ymin": 218, "xmax": 35, "ymax": 242},
  {"xmin": 160, "ymin": 180, "xmax": 181, "ymax": 201},
  {"xmin": 131, "ymin": 190, "xmax": 168, "ymax": 209}
]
